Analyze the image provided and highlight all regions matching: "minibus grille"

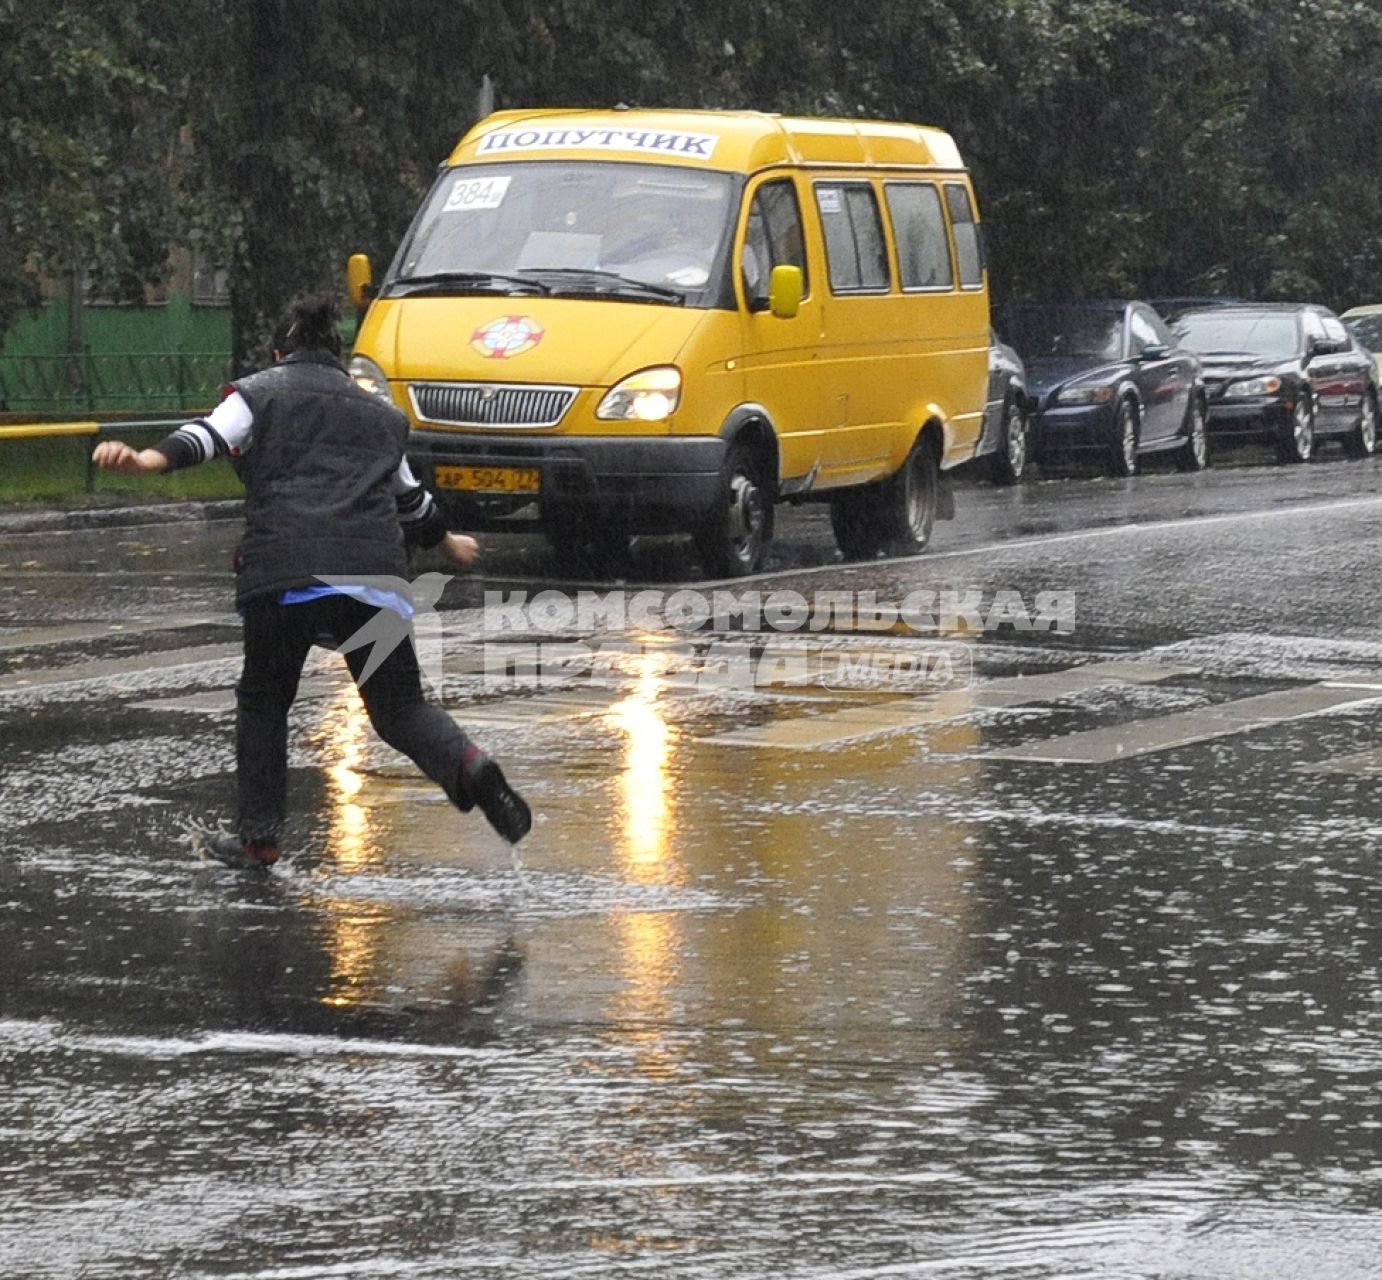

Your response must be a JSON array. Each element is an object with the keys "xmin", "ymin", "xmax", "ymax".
[{"xmin": 410, "ymin": 382, "xmax": 576, "ymax": 429}]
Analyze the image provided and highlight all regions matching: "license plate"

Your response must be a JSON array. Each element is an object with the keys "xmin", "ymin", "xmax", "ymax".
[{"xmin": 435, "ymin": 465, "xmax": 540, "ymax": 494}]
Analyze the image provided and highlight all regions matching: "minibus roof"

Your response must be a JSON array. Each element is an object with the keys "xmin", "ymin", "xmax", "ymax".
[{"xmin": 450, "ymin": 108, "xmax": 966, "ymax": 173}]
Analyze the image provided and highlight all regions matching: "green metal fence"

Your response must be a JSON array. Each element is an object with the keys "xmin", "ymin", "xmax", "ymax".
[{"xmin": 0, "ymin": 352, "xmax": 231, "ymax": 415}]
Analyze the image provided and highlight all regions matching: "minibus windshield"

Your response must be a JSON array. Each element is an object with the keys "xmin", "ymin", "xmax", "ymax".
[{"xmin": 390, "ymin": 161, "xmax": 737, "ymax": 306}]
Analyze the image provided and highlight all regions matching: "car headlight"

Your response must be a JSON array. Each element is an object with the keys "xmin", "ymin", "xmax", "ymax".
[
  {"xmin": 596, "ymin": 366, "xmax": 682, "ymax": 422},
  {"xmin": 1053, "ymin": 384, "xmax": 1114, "ymax": 406},
  {"xmin": 348, "ymin": 354, "xmax": 394, "ymax": 403},
  {"xmin": 1224, "ymin": 376, "xmax": 1282, "ymax": 397}
]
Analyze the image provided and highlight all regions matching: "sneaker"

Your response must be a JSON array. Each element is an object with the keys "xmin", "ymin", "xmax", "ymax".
[
  {"xmin": 460, "ymin": 747, "xmax": 532, "ymax": 844},
  {"xmin": 201, "ymin": 830, "xmax": 280, "ymax": 869}
]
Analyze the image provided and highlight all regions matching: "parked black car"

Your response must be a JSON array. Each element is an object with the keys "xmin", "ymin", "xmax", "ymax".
[
  {"xmin": 1172, "ymin": 303, "xmax": 1378, "ymax": 463},
  {"xmin": 971, "ymin": 330, "xmax": 1029, "ymax": 484},
  {"xmin": 1148, "ymin": 296, "xmax": 1241, "ymax": 323},
  {"xmin": 998, "ymin": 300, "xmax": 1207, "ymax": 476}
]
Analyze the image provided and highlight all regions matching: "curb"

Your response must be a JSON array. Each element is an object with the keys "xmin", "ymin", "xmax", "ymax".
[{"xmin": 0, "ymin": 499, "xmax": 244, "ymax": 535}]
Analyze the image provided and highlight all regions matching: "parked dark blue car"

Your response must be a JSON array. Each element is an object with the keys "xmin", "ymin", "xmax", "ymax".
[{"xmin": 999, "ymin": 300, "xmax": 1207, "ymax": 476}]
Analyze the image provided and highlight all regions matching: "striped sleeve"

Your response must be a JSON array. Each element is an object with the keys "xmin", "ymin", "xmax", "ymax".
[
  {"xmin": 152, "ymin": 391, "xmax": 255, "ymax": 471},
  {"xmin": 393, "ymin": 456, "xmax": 448, "ymax": 548}
]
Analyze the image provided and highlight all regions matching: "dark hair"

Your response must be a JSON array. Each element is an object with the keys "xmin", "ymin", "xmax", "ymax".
[{"xmin": 272, "ymin": 293, "xmax": 342, "ymax": 358}]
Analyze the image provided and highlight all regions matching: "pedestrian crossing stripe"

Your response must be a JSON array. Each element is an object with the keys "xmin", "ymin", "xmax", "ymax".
[{"xmin": 983, "ymin": 684, "xmax": 1382, "ymax": 764}]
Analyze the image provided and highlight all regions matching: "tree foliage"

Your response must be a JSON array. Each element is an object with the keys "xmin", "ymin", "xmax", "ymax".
[
  {"xmin": 0, "ymin": 1, "xmax": 183, "ymax": 335},
  {"xmin": 4, "ymin": 0, "xmax": 1382, "ymax": 363}
]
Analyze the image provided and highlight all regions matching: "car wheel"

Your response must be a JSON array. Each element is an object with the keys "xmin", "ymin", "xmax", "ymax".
[
  {"xmin": 1108, "ymin": 397, "xmax": 1139, "ymax": 477},
  {"xmin": 1345, "ymin": 391, "xmax": 1378, "ymax": 460},
  {"xmin": 694, "ymin": 442, "xmax": 772, "ymax": 577},
  {"xmin": 1175, "ymin": 395, "xmax": 1210, "ymax": 472},
  {"xmin": 990, "ymin": 397, "xmax": 1029, "ymax": 485},
  {"xmin": 1276, "ymin": 391, "xmax": 1315, "ymax": 464}
]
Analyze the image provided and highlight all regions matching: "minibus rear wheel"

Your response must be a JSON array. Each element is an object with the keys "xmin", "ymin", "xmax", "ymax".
[
  {"xmin": 829, "ymin": 489, "xmax": 886, "ymax": 559},
  {"xmin": 879, "ymin": 435, "xmax": 939, "ymax": 555},
  {"xmin": 694, "ymin": 442, "xmax": 772, "ymax": 577}
]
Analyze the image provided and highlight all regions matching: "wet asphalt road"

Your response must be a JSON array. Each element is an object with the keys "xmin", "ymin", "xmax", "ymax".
[{"xmin": 3, "ymin": 449, "xmax": 1382, "ymax": 1277}]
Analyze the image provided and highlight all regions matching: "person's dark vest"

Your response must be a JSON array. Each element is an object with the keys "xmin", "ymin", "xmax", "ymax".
[{"xmin": 230, "ymin": 350, "xmax": 411, "ymax": 607}]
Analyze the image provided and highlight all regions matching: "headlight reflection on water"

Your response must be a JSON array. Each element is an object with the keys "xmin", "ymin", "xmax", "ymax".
[
  {"xmin": 316, "ymin": 684, "xmax": 389, "ymax": 1008},
  {"xmin": 607, "ymin": 661, "xmax": 678, "ymax": 874},
  {"xmin": 604, "ymin": 664, "xmax": 685, "ymax": 1073}
]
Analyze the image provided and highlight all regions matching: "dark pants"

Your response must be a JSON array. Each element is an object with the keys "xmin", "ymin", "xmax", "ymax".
[{"xmin": 236, "ymin": 595, "xmax": 472, "ymax": 843}]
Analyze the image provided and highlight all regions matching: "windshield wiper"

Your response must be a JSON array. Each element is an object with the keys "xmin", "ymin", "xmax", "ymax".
[
  {"xmin": 389, "ymin": 270, "xmax": 551, "ymax": 297},
  {"xmin": 515, "ymin": 268, "xmax": 686, "ymax": 305}
]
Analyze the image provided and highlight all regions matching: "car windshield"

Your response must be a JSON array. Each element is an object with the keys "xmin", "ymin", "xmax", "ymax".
[
  {"xmin": 1345, "ymin": 314, "xmax": 1382, "ymax": 350},
  {"xmin": 1174, "ymin": 311, "xmax": 1299, "ymax": 357},
  {"xmin": 391, "ymin": 161, "xmax": 736, "ymax": 304},
  {"xmin": 1002, "ymin": 307, "xmax": 1124, "ymax": 361}
]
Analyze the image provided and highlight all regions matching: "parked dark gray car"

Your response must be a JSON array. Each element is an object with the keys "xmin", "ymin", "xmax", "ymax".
[{"xmin": 971, "ymin": 330, "xmax": 1029, "ymax": 484}]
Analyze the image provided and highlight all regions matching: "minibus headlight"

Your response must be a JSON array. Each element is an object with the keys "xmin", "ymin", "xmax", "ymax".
[
  {"xmin": 1225, "ymin": 375, "xmax": 1282, "ymax": 398},
  {"xmin": 348, "ymin": 354, "xmax": 394, "ymax": 403},
  {"xmin": 1053, "ymin": 384, "xmax": 1114, "ymax": 406},
  {"xmin": 597, "ymin": 367, "xmax": 683, "ymax": 422}
]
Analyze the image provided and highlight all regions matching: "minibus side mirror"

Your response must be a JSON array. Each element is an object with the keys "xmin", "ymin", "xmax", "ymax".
[
  {"xmin": 768, "ymin": 265, "xmax": 804, "ymax": 320},
  {"xmin": 347, "ymin": 253, "xmax": 376, "ymax": 310}
]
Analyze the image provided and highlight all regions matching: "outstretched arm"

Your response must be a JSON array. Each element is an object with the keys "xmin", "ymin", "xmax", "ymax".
[
  {"xmin": 91, "ymin": 391, "xmax": 254, "ymax": 476},
  {"xmin": 91, "ymin": 441, "xmax": 169, "ymax": 474},
  {"xmin": 393, "ymin": 457, "xmax": 480, "ymax": 569}
]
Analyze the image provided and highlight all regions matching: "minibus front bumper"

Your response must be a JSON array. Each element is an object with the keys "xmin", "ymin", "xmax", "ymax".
[{"xmin": 408, "ymin": 429, "xmax": 727, "ymax": 531}]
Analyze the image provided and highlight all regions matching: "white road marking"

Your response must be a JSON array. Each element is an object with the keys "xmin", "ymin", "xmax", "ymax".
[
  {"xmin": 986, "ymin": 684, "xmax": 1382, "ymax": 764},
  {"xmin": 0, "ymin": 644, "xmax": 243, "ymax": 694},
  {"xmin": 0, "ymin": 615, "xmax": 237, "ymax": 654},
  {"xmin": 1299, "ymin": 745, "xmax": 1382, "ymax": 775},
  {"xmin": 704, "ymin": 660, "xmax": 1198, "ymax": 751},
  {"xmin": 695, "ymin": 491, "xmax": 1382, "ymax": 588}
]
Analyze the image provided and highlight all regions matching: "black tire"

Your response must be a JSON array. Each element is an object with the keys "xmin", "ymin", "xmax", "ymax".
[
  {"xmin": 830, "ymin": 487, "xmax": 887, "ymax": 559},
  {"xmin": 693, "ymin": 442, "xmax": 772, "ymax": 577},
  {"xmin": 878, "ymin": 435, "xmax": 939, "ymax": 555},
  {"xmin": 544, "ymin": 507, "xmax": 630, "ymax": 573},
  {"xmin": 1276, "ymin": 391, "xmax": 1315, "ymax": 464},
  {"xmin": 1344, "ymin": 391, "xmax": 1378, "ymax": 460},
  {"xmin": 1108, "ymin": 397, "xmax": 1139, "ymax": 477},
  {"xmin": 1175, "ymin": 395, "xmax": 1209, "ymax": 472},
  {"xmin": 989, "ymin": 397, "xmax": 1029, "ymax": 485}
]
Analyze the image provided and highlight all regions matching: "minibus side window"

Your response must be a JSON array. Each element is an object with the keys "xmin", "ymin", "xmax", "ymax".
[
  {"xmin": 743, "ymin": 180, "xmax": 809, "ymax": 310},
  {"xmin": 943, "ymin": 183, "xmax": 984, "ymax": 289},
  {"xmin": 884, "ymin": 183, "xmax": 953, "ymax": 291},
  {"xmin": 815, "ymin": 182, "xmax": 889, "ymax": 294}
]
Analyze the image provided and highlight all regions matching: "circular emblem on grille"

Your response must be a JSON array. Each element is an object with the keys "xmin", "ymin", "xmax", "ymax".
[{"xmin": 470, "ymin": 315, "xmax": 544, "ymax": 360}]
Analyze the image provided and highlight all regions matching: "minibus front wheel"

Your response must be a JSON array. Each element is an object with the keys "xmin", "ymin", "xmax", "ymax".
[{"xmin": 694, "ymin": 442, "xmax": 773, "ymax": 577}]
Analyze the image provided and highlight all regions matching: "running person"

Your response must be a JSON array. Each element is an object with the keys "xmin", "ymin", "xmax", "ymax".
[{"xmin": 92, "ymin": 293, "xmax": 531, "ymax": 866}]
